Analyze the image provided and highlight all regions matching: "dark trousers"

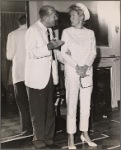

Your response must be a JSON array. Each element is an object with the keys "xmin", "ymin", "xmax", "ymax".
[
  {"xmin": 14, "ymin": 82, "xmax": 32, "ymax": 133},
  {"xmin": 27, "ymin": 74, "xmax": 55, "ymax": 146}
]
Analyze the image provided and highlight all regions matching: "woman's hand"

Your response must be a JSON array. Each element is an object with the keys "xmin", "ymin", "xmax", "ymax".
[{"xmin": 76, "ymin": 65, "xmax": 89, "ymax": 78}]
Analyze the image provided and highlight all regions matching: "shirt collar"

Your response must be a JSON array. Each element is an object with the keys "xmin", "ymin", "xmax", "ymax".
[
  {"xmin": 37, "ymin": 20, "xmax": 52, "ymax": 33},
  {"xmin": 37, "ymin": 20, "xmax": 47, "ymax": 32},
  {"xmin": 19, "ymin": 24, "xmax": 27, "ymax": 29}
]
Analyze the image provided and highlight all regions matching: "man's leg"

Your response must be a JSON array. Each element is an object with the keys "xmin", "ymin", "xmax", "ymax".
[
  {"xmin": 45, "ymin": 74, "xmax": 55, "ymax": 145},
  {"xmin": 14, "ymin": 82, "xmax": 33, "ymax": 134},
  {"xmin": 27, "ymin": 84, "xmax": 49, "ymax": 148}
]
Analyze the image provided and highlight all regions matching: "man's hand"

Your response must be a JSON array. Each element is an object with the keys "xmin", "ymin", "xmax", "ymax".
[{"xmin": 47, "ymin": 39, "xmax": 64, "ymax": 50}]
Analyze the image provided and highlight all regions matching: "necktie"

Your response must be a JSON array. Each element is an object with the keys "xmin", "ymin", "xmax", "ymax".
[{"xmin": 47, "ymin": 29, "xmax": 55, "ymax": 60}]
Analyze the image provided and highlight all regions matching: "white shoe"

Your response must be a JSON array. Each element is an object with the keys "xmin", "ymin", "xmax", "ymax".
[
  {"xmin": 68, "ymin": 145, "xmax": 77, "ymax": 149},
  {"xmin": 68, "ymin": 141, "xmax": 76, "ymax": 149},
  {"xmin": 80, "ymin": 134, "xmax": 97, "ymax": 147}
]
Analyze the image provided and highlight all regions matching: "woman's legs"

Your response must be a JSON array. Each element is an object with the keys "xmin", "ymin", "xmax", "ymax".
[
  {"xmin": 79, "ymin": 86, "xmax": 92, "ymax": 132},
  {"xmin": 79, "ymin": 86, "xmax": 97, "ymax": 146},
  {"xmin": 65, "ymin": 76, "xmax": 79, "ymax": 147},
  {"xmin": 79, "ymin": 86, "xmax": 92, "ymax": 141}
]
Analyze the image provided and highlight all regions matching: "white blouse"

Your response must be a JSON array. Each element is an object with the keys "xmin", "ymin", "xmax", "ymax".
[{"xmin": 61, "ymin": 27, "xmax": 96, "ymax": 69}]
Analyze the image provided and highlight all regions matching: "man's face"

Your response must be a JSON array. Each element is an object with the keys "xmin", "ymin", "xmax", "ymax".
[{"xmin": 46, "ymin": 10, "xmax": 58, "ymax": 28}]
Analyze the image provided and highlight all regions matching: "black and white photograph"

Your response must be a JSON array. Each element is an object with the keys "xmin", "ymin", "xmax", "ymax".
[{"xmin": 1, "ymin": 0, "xmax": 120, "ymax": 149}]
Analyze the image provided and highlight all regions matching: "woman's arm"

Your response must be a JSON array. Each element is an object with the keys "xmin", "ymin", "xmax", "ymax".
[
  {"xmin": 61, "ymin": 30, "xmax": 77, "ymax": 69},
  {"xmin": 85, "ymin": 31, "xmax": 97, "ymax": 67}
]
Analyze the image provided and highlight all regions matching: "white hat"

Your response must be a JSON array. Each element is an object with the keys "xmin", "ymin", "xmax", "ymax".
[{"xmin": 75, "ymin": 3, "xmax": 90, "ymax": 21}]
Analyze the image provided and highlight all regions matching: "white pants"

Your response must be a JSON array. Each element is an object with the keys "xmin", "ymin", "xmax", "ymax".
[{"xmin": 65, "ymin": 71, "xmax": 92, "ymax": 134}]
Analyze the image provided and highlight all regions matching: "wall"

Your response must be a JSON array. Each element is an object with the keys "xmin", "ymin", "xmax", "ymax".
[
  {"xmin": 29, "ymin": 1, "xmax": 98, "ymax": 23},
  {"xmin": 1, "ymin": 2, "xmax": 26, "ymax": 89},
  {"xmin": 1, "ymin": 1, "xmax": 26, "ymax": 12}
]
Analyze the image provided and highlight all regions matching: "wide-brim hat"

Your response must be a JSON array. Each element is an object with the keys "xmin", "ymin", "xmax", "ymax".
[{"xmin": 75, "ymin": 3, "xmax": 90, "ymax": 21}]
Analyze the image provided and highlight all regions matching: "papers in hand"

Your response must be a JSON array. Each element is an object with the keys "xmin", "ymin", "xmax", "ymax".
[{"xmin": 52, "ymin": 39, "xmax": 65, "ymax": 47}]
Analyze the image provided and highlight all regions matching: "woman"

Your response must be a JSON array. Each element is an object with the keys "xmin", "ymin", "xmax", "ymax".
[{"xmin": 61, "ymin": 3, "xmax": 97, "ymax": 149}]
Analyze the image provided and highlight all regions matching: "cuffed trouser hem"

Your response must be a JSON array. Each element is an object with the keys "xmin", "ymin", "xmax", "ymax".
[
  {"xmin": 67, "ymin": 132, "xmax": 76, "ymax": 135},
  {"xmin": 79, "ymin": 116, "xmax": 89, "ymax": 132},
  {"xmin": 67, "ymin": 120, "xmax": 76, "ymax": 134},
  {"xmin": 80, "ymin": 129, "xmax": 88, "ymax": 132},
  {"xmin": 32, "ymin": 140, "xmax": 45, "ymax": 149},
  {"xmin": 45, "ymin": 139, "xmax": 53, "ymax": 145}
]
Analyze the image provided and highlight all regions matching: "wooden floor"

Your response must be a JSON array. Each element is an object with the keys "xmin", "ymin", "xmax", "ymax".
[{"xmin": 1, "ymin": 102, "xmax": 120, "ymax": 150}]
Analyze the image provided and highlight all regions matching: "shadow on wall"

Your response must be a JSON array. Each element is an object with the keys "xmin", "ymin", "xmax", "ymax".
[{"xmin": 56, "ymin": 10, "xmax": 108, "ymax": 48}]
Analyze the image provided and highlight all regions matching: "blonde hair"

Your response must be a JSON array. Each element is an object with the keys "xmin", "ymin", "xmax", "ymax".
[{"xmin": 68, "ymin": 5, "xmax": 85, "ymax": 19}]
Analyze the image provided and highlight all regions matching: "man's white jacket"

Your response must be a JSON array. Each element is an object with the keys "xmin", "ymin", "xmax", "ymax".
[
  {"xmin": 25, "ymin": 20, "xmax": 62, "ymax": 90},
  {"xmin": 6, "ymin": 25, "xmax": 27, "ymax": 84}
]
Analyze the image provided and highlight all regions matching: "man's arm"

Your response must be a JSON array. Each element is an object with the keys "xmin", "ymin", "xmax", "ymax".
[
  {"xmin": 25, "ymin": 27, "xmax": 51, "ymax": 59},
  {"xmin": 54, "ymin": 50, "xmax": 64, "ymax": 64},
  {"xmin": 6, "ymin": 33, "xmax": 16, "ymax": 60},
  {"xmin": 25, "ymin": 27, "xmax": 64, "ymax": 59}
]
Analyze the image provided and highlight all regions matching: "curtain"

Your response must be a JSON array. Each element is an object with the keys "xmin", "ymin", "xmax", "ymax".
[{"xmin": 1, "ymin": 12, "xmax": 25, "ymax": 89}]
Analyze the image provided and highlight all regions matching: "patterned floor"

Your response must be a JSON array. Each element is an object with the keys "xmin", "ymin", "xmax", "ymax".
[{"xmin": 1, "ymin": 106, "xmax": 120, "ymax": 149}]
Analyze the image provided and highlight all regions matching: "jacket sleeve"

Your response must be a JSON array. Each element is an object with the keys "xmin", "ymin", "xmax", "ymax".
[
  {"xmin": 61, "ymin": 30, "xmax": 77, "ymax": 68},
  {"xmin": 6, "ymin": 33, "xmax": 16, "ymax": 60},
  {"xmin": 85, "ymin": 31, "xmax": 97, "ymax": 67},
  {"xmin": 25, "ymin": 27, "xmax": 51, "ymax": 59},
  {"xmin": 54, "ymin": 50, "xmax": 64, "ymax": 64}
]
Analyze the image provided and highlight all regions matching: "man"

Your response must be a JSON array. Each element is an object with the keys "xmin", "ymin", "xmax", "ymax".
[
  {"xmin": 25, "ymin": 5, "xmax": 64, "ymax": 149},
  {"xmin": 6, "ymin": 15, "xmax": 33, "ymax": 136}
]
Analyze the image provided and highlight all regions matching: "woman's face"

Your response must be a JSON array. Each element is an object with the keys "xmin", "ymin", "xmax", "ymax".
[{"xmin": 70, "ymin": 10, "xmax": 82, "ymax": 27}]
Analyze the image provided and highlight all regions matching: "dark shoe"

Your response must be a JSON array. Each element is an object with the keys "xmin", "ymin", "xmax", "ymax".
[
  {"xmin": 33, "ymin": 140, "xmax": 46, "ymax": 149},
  {"xmin": 46, "ymin": 140, "xmax": 53, "ymax": 146},
  {"xmin": 46, "ymin": 144, "xmax": 56, "ymax": 149}
]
